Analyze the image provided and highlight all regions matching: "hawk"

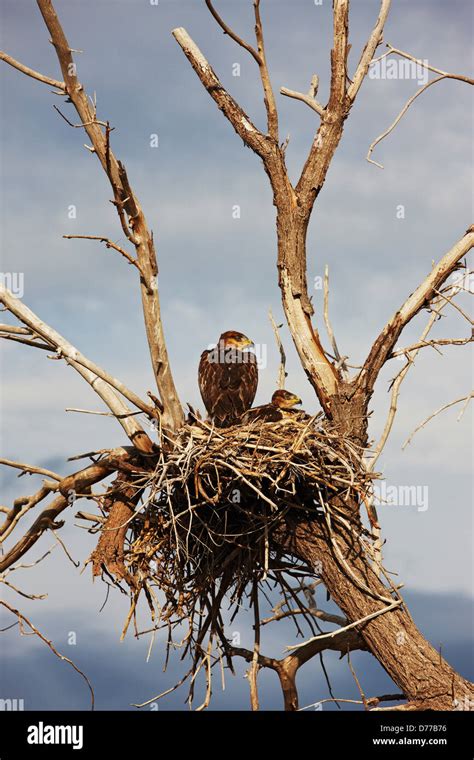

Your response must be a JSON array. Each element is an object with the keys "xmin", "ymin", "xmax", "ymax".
[
  {"xmin": 198, "ymin": 330, "xmax": 258, "ymax": 427},
  {"xmin": 242, "ymin": 389, "xmax": 302, "ymax": 423}
]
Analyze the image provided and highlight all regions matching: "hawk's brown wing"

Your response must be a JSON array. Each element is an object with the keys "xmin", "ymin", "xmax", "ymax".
[
  {"xmin": 198, "ymin": 348, "xmax": 258, "ymax": 427},
  {"xmin": 241, "ymin": 404, "xmax": 283, "ymax": 424}
]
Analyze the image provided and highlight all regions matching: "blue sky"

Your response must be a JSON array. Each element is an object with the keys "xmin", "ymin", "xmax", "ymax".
[{"xmin": 0, "ymin": 0, "xmax": 472, "ymax": 709}]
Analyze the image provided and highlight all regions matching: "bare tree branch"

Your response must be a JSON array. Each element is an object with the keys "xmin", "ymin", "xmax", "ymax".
[
  {"xmin": 0, "ymin": 459, "xmax": 62, "ymax": 481},
  {"xmin": 358, "ymin": 227, "xmax": 474, "ymax": 395},
  {"xmin": 347, "ymin": 0, "xmax": 392, "ymax": 101},
  {"xmin": 0, "ymin": 286, "xmax": 156, "ymax": 452},
  {"xmin": 433, "ymin": 287, "xmax": 473, "ymax": 325},
  {"xmin": 328, "ymin": 0, "xmax": 350, "ymax": 110},
  {"xmin": 248, "ymin": 580, "xmax": 261, "ymax": 711},
  {"xmin": 268, "ymin": 310, "xmax": 287, "ymax": 389},
  {"xmin": 1, "ymin": 480, "xmax": 58, "ymax": 542},
  {"xmin": 367, "ymin": 273, "xmax": 472, "ymax": 469},
  {"xmin": 385, "ymin": 43, "xmax": 474, "ymax": 82},
  {"xmin": 0, "ymin": 324, "xmax": 31, "ymax": 335},
  {"xmin": 229, "ymin": 622, "xmax": 365, "ymax": 712},
  {"xmin": 402, "ymin": 393, "xmax": 473, "ymax": 450},
  {"xmin": 171, "ymin": 27, "xmax": 271, "ymax": 159},
  {"xmin": 0, "ymin": 50, "xmax": 65, "ymax": 90},
  {"xmin": 391, "ymin": 334, "xmax": 473, "ymax": 357},
  {"xmin": 0, "ymin": 0, "xmax": 184, "ymax": 430},
  {"xmin": 295, "ymin": 0, "xmax": 351, "ymax": 210},
  {"xmin": 0, "ymin": 600, "xmax": 94, "ymax": 708},
  {"xmin": 204, "ymin": 1, "xmax": 279, "ymax": 139},
  {"xmin": 261, "ymin": 606, "xmax": 347, "ymax": 627},
  {"xmin": 299, "ymin": 693, "xmax": 405, "ymax": 710},
  {"xmin": 173, "ymin": 0, "xmax": 393, "ymax": 417},
  {"xmin": 323, "ymin": 265, "xmax": 348, "ymax": 377},
  {"xmin": 285, "ymin": 599, "xmax": 402, "ymax": 652},
  {"xmin": 204, "ymin": 0, "xmax": 262, "ymax": 65},
  {"xmin": 62, "ymin": 235, "xmax": 145, "ymax": 277},
  {"xmin": 0, "ymin": 448, "xmax": 139, "ymax": 573},
  {"xmin": 253, "ymin": 0, "xmax": 279, "ymax": 140},
  {"xmin": 172, "ymin": 23, "xmax": 341, "ymax": 409},
  {"xmin": 0, "ymin": 333, "xmax": 52, "ymax": 351},
  {"xmin": 367, "ymin": 73, "xmax": 473, "ymax": 168},
  {"xmin": 280, "ymin": 78, "xmax": 325, "ymax": 118}
]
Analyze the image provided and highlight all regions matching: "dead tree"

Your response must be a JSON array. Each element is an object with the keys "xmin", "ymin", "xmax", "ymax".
[{"xmin": 1, "ymin": 0, "xmax": 473, "ymax": 711}]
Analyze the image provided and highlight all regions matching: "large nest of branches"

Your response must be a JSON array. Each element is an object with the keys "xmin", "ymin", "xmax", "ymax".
[{"xmin": 98, "ymin": 415, "xmax": 375, "ymax": 634}]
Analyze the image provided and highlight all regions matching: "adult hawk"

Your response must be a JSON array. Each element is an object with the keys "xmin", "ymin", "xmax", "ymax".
[
  {"xmin": 242, "ymin": 389, "xmax": 302, "ymax": 423},
  {"xmin": 198, "ymin": 330, "xmax": 258, "ymax": 427}
]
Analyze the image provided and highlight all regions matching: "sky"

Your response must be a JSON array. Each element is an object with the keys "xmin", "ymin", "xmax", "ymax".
[{"xmin": 0, "ymin": 0, "xmax": 472, "ymax": 710}]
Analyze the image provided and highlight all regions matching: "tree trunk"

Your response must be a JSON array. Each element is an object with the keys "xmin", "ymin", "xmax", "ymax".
[
  {"xmin": 275, "ymin": 516, "xmax": 473, "ymax": 710},
  {"xmin": 270, "ymin": 196, "xmax": 474, "ymax": 711},
  {"xmin": 272, "ymin": 202, "xmax": 472, "ymax": 708}
]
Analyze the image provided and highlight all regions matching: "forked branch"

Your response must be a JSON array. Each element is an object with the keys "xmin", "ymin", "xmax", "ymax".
[
  {"xmin": 367, "ymin": 49, "xmax": 473, "ymax": 168},
  {"xmin": 0, "ymin": 0, "xmax": 183, "ymax": 430},
  {"xmin": 0, "ymin": 286, "xmax": 155, "ymax": 453},
  {"xmin": 172, "ymin": 28, "xmax": 271, "ymax": 159},
  {"xmin": 359, "ymin": 226, "xmax": 474, "ymax": 395},
  {"xmin": 0, "ymin": 447, "xmax": 142, "ymax": 573}
]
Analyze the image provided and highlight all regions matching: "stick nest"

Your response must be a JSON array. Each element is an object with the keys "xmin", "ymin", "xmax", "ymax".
[{"xmin": 118, "ymin": 415, "xmax": 374, "ymax": 629}]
